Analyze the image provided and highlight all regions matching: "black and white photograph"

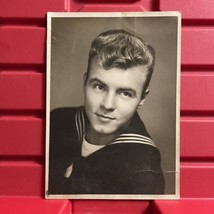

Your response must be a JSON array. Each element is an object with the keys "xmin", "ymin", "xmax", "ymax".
[{"xmin": 45, "ymin": 12, "xmax": 181, "ymax": 200}]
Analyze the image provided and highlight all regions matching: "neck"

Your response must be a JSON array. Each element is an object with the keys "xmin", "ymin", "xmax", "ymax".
[{"xmin": 85, "ymin": 127, "xmax": 119, "ymax": 146}]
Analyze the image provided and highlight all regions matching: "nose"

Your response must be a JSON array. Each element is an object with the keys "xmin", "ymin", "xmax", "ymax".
[{"xmin": 100, "ymin": 92, "xmax": 116, "ymax": 111}]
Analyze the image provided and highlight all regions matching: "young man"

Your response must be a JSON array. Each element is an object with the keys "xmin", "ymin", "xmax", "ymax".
[{"xmin": 48, "ymin": 29, "xmax": 165, "ymax": 195}]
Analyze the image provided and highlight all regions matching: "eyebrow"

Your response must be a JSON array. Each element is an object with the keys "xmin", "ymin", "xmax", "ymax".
[
  {"xmin": 88, "ymin": 77, "xmax": 137, "ymax": 96},
  {"xmin": 88, "ymin": 78, "xmax": 108, "ymax": 87}
]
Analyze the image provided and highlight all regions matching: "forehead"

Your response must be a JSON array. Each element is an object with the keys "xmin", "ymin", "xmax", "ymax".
[{"xmin": 88, "ymin": 58, "xmax": 149, "ymax": 93}]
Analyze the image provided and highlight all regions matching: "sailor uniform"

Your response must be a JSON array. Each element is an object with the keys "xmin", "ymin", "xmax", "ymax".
[{"xmin": 48, "ymin": 106, "xmax": 165, "ymax": 194}]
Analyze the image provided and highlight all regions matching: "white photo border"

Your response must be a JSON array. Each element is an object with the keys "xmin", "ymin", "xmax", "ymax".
[{"xmin": 45, "ymin": 11, "xmax": 181, "ymax": 200}]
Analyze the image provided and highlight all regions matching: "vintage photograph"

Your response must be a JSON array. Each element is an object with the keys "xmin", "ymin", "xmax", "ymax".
[{"xmin": 45, "ymin": 12, "xmax": 181, "ymax": 199}]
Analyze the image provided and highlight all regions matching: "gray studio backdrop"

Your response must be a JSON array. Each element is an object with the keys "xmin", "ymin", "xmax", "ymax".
[{"xmin": 49, "ymin": 15, "xmax": 179, "ymax": 195}]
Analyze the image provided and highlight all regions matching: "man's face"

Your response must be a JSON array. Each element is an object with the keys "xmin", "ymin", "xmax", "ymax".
[{"xmin": 84, "ymin": 57, "xmax": 149, "ymax": 140}]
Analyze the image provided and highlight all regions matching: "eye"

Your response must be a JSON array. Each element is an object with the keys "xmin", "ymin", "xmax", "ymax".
[
  {"xmin": 120, "ymin": 91, "xmax": 133, "ymax": 98},
  {"xmin": 94, "ymin": 84, "xmax": 105, "ymax": 91}
]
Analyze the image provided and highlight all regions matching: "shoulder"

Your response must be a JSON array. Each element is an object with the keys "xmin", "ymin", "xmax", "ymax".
[
  {"xmin": 114, "ymin": 143, "xmax": 164, "ymax": 194},
  {"xmin": 109, "ymin": 143, "xmax": 161, "ymax": 169},
  {"xmin": 49, "ymin": 106, "xmax": 83, "ymax": 150},
  {"xmin": 92, "ymin": 143, "xmax": 162, "ymax": 175},
  {"xmin": 49, "ymin": 106, "xmax": 86, "ymax": 151},
  {"xmin": 51, "ymin": 106, "xmax": 82, "ymax": 120},
  {"xmin": 92, "ymin": 143, "xmax": 165, "ymax": 194},
  {"xmin": 50, "ymin": 106, "xmax": 84, "ymax": 127}
]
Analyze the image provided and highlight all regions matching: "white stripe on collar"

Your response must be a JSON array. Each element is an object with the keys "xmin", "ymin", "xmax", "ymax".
[
  {"xmin": 75, "ymin": 108, "xmax": 85, "ymax": 142},
  {"xmin": 112, "ymin": 133, "xmax": 156, "ymax": 147}
]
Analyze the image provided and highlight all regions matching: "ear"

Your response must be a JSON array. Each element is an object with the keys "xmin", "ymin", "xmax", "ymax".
[{"xmin": 138, "ymin": 88, "xmax": 149, "ymax": 108}]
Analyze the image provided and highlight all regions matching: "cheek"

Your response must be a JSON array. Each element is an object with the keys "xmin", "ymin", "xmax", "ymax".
[
  {"xmin": 85, "ymin": 88, "xmax": 100, "ymax": 106},
  {"xmin": 117, "ymin": 100, "xmax": 139, "ymax": 116}
]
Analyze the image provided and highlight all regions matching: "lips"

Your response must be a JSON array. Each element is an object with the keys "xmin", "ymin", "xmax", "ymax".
[{"xmin": 95, "ymin": 113, "xmax": 116, "ymax": 120}]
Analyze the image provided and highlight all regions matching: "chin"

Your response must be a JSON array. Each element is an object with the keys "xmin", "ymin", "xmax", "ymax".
[{"xmin": 93, "ymin": 126, "xmax": 116, "ymax": 135}]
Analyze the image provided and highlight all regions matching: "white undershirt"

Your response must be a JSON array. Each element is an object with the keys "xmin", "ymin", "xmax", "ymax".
[{"xmin": 81, "ymin": 138, "xmax": 105, "ymax": 157}]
